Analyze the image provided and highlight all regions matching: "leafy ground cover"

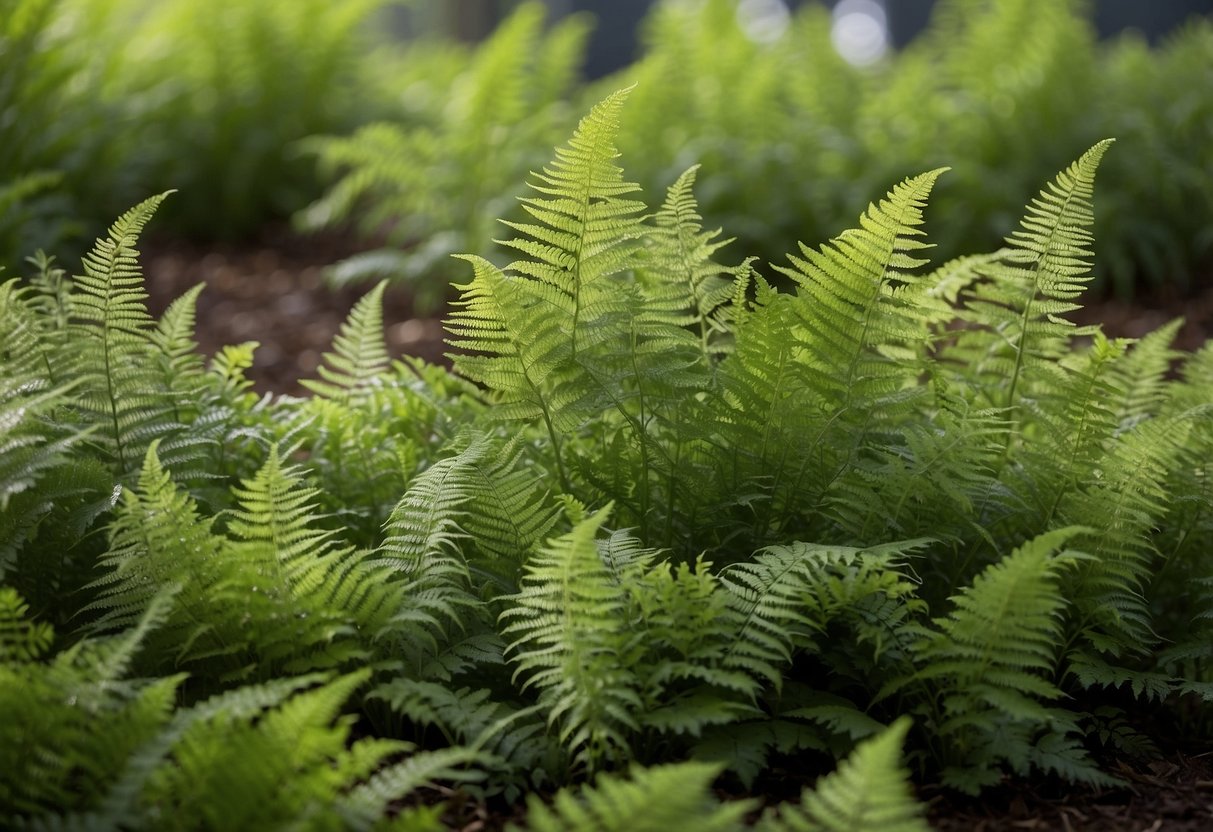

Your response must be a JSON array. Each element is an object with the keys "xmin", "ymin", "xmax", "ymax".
[{"xmin": 5, "ymin": 86, "xmax": 1213, "ymax": 830}]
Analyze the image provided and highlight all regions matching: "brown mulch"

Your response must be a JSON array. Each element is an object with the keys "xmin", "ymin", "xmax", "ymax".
[
  {"xmin": 926, "ymin": 754, "xmax": 1213, "ymax": 831},
  {"xmin": 139, "ymin": 227, "xmax": 1213, "ymax": 398},
  {"xmin": 141, "ymin": 226, "xmax": 449, "ymax": 397}
]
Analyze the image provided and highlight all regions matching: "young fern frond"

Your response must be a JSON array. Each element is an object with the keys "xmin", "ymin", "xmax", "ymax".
[
  {"xmin": 945, "ymin": 141, "xmax": 1114, "ymax": 420},
  {"xmin": 300, "ymin": 279, "xmax": 391, "ymax": 402},
  {"xmin": 775, "ymin": 168, "xmax": 946, "ymax": 411},
  {"xmin": 516, "ymin": 761, "xmax": 752, "ymax": 832},
  {"xmin": 498, "ymin": 85, "xmax": 646, "ymax": 360},
  {"xmin": 758, "ymin": 718, "xmax": 929, "ymax": 832},
  {"xmin": 641, "ymin": 164, "xmax": 738, "ymax": 362}
]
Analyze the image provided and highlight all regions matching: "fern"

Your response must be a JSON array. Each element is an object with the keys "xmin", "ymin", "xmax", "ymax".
[
  {"xmin": 501, "ymin": 505, "xmax": 640, "ymax": 771},
  {"xmin": 893, "ymin": 528, "xmax": 1111, "ymax": 792},
  {"xmin": 68, "ymin": 192, "xmax": 174, "ymax": 472},
  {"xmin": 759, "ymin": 718, "xmax": 928, "ymax": 832},
  {"xmin": 516, "ymin": 761, "xmax": 752, "ymax": 832},
  {"xmin": 1, "ymin": 591, "xmax": 180, "ymax": 820},
  {"xmin": 301, "ymin": 279, "xmax": 391, "ymax": 401},
  {"xmin": 944, "ymin": 140, "xmax": 1113, "ymax": 423}
]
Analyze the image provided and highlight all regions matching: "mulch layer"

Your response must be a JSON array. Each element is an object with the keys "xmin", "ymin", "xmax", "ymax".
[{"xmin": 138, "ymin": 226, "xmax": 1213, "ymax": 829}]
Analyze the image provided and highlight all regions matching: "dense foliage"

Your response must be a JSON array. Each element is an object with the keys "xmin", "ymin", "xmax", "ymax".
[
  {"xmin": 3, "ymin": 87, "xmax": 1212, "ymax": 828},
  {"xmin": 304, "ymin": 0, "xmax": 1212, "ymax": 297},
  {"xmin": 0, "ymin": 0, "xmax": 396, "ymax": 258}
]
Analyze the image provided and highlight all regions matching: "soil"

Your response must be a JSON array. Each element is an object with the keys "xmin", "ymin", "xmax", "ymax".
[
  {"xmin": 141, "ymin": 225, "xmax": 449, "ymax": 397},
  {"xmin": 137, "ymin": 227, "xmax": 1213, "ymax": 828},
  {"xmin": 925, "ymin": 753, "xmax": 1213, "ymax": 831},
  {"xmin": 140, "ymin": 226, "xmax": 1213, "ymax": 398}
]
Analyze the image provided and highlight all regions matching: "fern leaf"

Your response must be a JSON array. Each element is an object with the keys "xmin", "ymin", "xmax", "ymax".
[
  {"xmin": 301, "ymin": 279, "xmax": 391, "ymax": 401},
  {"xmin": 945, "ymin": 141, "xmax": 1114, "ymax": 418},
  {"xmin": 68, "ymin": 192, "xmax": 174, "ymax": 472},
  {"xmin": 760, "ymin": 718, "xmax": 929, "ymax": 832},
  {"xmin": 641, "ymin": 164, "xmax": 737, "ymax": 362},
  {"xmin": 500, "ymin": 504, "xmax": 640, "ymax": 770},
  {"xmin": 516, "ymin": 761, "xmax": 753, "ymax": 832}
]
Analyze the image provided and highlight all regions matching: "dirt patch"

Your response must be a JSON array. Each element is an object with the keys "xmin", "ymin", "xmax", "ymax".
[{"xmin": 141, "ymin": 226, "xmax": 449, "ymax": 397}]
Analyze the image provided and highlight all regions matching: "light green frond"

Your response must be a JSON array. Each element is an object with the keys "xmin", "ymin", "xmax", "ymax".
[
  {"xmin": 641, "ymin": 164, "xmax": 737, "ymax": 362},
  {"xmin": 776, "ymin": 168, "xmax": 946, "ymax": 409},
  {"xmin": 760, "ymin": 718, "xmax": 928, "ymax": 832},
  {"xmin": 516, "ymin": 761, "xmax": 752, "ymax": 832},
  {"xmin": 66, "ymin": 192, "xmax": 189, "ymax": 473},
  {"xmin": 945, "ymin": 141, "xmax": 1114, "ymax": 416},
  {"xmin": 301, "ymin": 280, "xmax": 391, "ymax": 401},
  {"xmin": 84, "ymin": 443, "xmax": 231, "ymax": 667},
  {"xmin": 499, "ymin": 86, "xmax": 646, "ymax": 358}
]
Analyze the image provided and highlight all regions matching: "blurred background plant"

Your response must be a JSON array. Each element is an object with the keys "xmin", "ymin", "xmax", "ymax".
[
  {"xmin": 295, "ymin": 1, "xmax": 590, "ymax": 312},
  {"xmin": 0, "ymin": 0, "xmax": 131, "ymax": 262},
  {"xmin": 1, "ymin": 0, "xmax": 1209, "ymax": 301},
  {"xmin": 97, "ymin": 0, "xmax": 396, "ymax": 240}
]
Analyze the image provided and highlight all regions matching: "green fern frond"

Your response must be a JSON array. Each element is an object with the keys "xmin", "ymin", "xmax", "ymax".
[
  {"xmin": 0, "ymin": 587, "xmax": 53, "ymax": 662},
  {"xmin": 901, "ymin": 528, "xmax": 1094, "ymax": 791},
  {"xmin": 368, "ymin": 679, "xmax": 554, "ymax": 791},
  {"xmin": 498, "ymin": 86, "xmax": 646, "ymax": 357},
  {"xmin": 945, "ymin": 140, "xmax": 1113, "ymax": 417},
  {"xmin": 224, "ymin": 447, "xmax": 402, "ymax": 675},
  {"xmin": 775, "ymin": 167, "xmax": 946, "ymax": 409},
  {"xmin": 301, "ymin": 280, "xmax": 391, "ymax": 401},
  {"xmin": 68, "ymin": 192, "xmax": 173, "ymax": 472},
  {"xmin": 1, "ymin": 593, "xmax": 181, "ymax": 820},
  {"xmin": 641, "ymin": 164, "xmax": 737, "ymax": 362},
  {"xmin": 501, "ymin": 504, "xmax": 640, "ymax": 770},
  {"xmin": 516, "ymin": 761, "xmax": 752, "ymax": 832},
  {"xmin": 759, "ymin": 718, "xmax": 929, "ymax": 832},
  {"xmin": 83, "ymin": 442, "xmax": 232, "ymax": 668},
  {"xmin": 721, "ymin": 541, "xmax": 927, "ymax": 690}
]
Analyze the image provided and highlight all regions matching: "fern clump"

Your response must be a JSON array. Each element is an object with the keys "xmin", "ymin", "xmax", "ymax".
[{"xmin": 5, "ymin": 81, "xmax": 1213, "ymax": 829}]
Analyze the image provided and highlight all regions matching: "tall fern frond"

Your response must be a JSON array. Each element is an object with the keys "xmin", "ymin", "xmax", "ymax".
[
  {"xmin": 775, "ymin": 168, "xmax": 946, "ymax": 411},
  {"xmin": 68, "ymin": 192, "xmax": 173, "ymax": 473},
  {"xmin": 944, "ymin": 141, "xmax": 1113, "ymax": 419},
  {"xmin": 640, "ymin": 164, "xmax": 738, "ymax": 363},
  {"xmin": 498, "ymin": 85, "xmax": 646, "ymax": 359}
]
